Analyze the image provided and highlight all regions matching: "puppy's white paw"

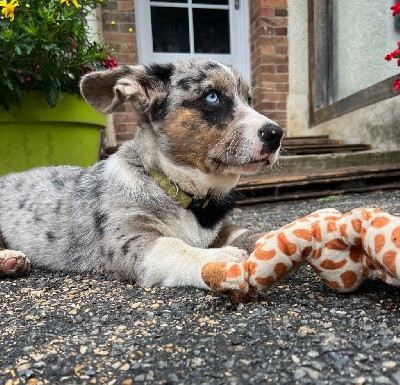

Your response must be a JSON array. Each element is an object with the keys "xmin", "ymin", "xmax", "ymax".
[
  {"xmin": 209, "ymin": 246, "xmax": 248, "ymax": 263},
  {"xmin": 0, "ymin": 250, "xmax": 31, "ymax": 277}
]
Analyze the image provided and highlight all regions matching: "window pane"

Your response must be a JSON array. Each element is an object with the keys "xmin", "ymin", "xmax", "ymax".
[
  {"xmin": 151, "ymin": 0, "xmax": 187, "ymax": 3},
  {"xmin": 193, "ymin": 0, "xmax": 228, "ymax": 4},
  {"xmin": 332, "ymin": 0, "xmax": 400, "ymax": 101},
  {"xmin": 193, "ymin": 9, "xmax": 230, "ymax": 54},
  {"xmin": 151, "ymin": 7, "xmax": 190, "ymax": 53}
]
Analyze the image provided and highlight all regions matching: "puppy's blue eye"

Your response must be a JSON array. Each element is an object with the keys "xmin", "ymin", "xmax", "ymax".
[{"xmin": 205, "ymin": 92, "xmax": 220, "ymax": 105}]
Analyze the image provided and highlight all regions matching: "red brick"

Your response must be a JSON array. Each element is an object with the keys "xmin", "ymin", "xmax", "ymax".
[
  {"xmin": 258, "ymin": 36, "xmax": 288, "ymax": 46},
  {"xmin": 118, "ymin": 0, "xmax": 134, "ymax": 12},
  {"xmin": 116, "ymin": 133, "xmax": 135, "ymax": 143},
  {"xmin": 260, "ymin": 0, "xmax": 287, "ymax": 8},
  {"xmin": 277, "ymin": 102, "xmax": 288, "ymax": 110},
  {"xmin": 275, "ymin": 27, "xmax": 287, "ymax": 36},
  {"xmin": 256, "ymin": 102, "xmax": 277, "ymax": 111},
  {"xmin": 261, "ymin": 73, "xmax": 288, "ymax": 83},
  {"xmin": 260, "ymin": 92, "xmax": 287, "ymax": 102},
  {"xmin": 113, "ymin": 113, "xmax": 135, "ymax": 124},
  {"xmin": 258, "ymin": 8, "xmax": 276, "ymax": 17},
  {"xmin": 260, "ymin": 45, "xmax": 275, "ymax": 56},
  {"xmin": 275, "ymin": 45, "xmax": 288, "ymax": 55},
  {"xmin": 266, "ymin": 111, "xmax": 287, "ymax": 120},
  {"xmin": 103, "ymin": 32, "xmax": 136, "ymax": 43},
  {"xmin": 275, "ymin": 8, "xmax": 288, "ymax": 17},
  {"xmin": 276, "ymin": 64, "xmax": 288, "ymax": 73},
  {"xmin": 275, "ymin": 83, "xmax": 289, "ymax": 92}
]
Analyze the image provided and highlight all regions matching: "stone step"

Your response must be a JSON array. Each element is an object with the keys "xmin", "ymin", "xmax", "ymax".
[
  {"xmin": 263, "ymin": 150, "xmax": 400, "ymax": 176},
  {"xmin": 236, "ymin": 151, "xmax": 400, "ymax": 204}
]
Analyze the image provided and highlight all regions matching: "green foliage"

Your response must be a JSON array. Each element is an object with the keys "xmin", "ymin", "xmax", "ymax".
[{"xmin": 0, "ymin": 0, "xmax": 114, "ymax": 110}]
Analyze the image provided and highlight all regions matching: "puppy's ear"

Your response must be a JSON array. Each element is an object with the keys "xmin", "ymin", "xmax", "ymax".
[{"xmin": 80, "ymin": 64, "xmax": 174, "ymax": 114}]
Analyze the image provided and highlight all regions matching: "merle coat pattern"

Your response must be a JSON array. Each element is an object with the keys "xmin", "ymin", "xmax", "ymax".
[{"xmin": 0, "ymin": 60, "xmax": 283, "ymax": 289}]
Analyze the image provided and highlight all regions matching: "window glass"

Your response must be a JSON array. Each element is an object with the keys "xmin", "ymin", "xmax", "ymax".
[
  {"xmin": 193, "ymin": 0, "xmax": 228, "ymax": 4},
  {"xmin": 332, "ymin": 0, "xmax": 400, "ymax": 101},
  {"xmin": 151, "ymin": 7, "xmax": 190, "ymax": 53},
  {"xmin": 151, "ymin": 0, "xmax": 187, "ymax": 3},
  {"xmin": 193, "ymin": 9, "xmax": 230, "ymax": 53}
]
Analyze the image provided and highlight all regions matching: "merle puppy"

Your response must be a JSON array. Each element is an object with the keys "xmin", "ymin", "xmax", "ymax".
[{"xmin": 0, "ymin": 59, "xmax": 283, "ymax": 290}]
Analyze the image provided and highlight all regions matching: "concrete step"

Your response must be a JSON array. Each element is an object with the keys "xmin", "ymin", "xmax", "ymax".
[
  {"xmin": 237, "ymin": 150, "xmax": 400, "ymax": 204},
  {"xmin": 269, "ymin": 150, "xmax": 400, "ymax": 176}
]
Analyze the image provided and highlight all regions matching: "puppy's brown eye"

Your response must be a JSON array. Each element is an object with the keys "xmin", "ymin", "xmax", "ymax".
[{"xmin": 205, "ymin": 91, "xmax": 220, "ymax": 105}]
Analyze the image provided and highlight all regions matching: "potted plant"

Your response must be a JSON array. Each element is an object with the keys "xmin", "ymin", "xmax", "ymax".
[{"xmin": 0, "ymin": 0, "xmax": 117, "ymax": 175}]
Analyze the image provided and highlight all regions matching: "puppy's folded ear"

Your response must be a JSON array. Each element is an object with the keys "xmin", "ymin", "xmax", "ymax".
[{"xmin": 80, "ymin": 64, "xmax": 174, "ymax": 114}]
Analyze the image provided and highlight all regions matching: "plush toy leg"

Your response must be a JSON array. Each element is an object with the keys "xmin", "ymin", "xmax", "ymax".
[
  {"xmin": 201, "ymin": 207, "xmax": 400, "ymax": 301},
  {"xmin": 347, "ymin": 208, "xmax": 400, "ymax": 286},
  {"xmin": 305, "ymin": 208, "xmax": 400, "ymax": 290},
  {"xmin": 250, "ymin": 208, "xmax": 400, "ymax": 293}
]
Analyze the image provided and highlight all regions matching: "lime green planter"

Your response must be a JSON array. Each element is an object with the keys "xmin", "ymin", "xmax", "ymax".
[{"xmin": 0, "ymin": 91, "xmax": 105, "ymax": 176}]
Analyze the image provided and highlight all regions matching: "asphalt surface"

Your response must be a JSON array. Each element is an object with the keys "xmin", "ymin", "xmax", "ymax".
[{"xmin": 1, "ymin": 189, "xmax": 400, "ymax": 385}]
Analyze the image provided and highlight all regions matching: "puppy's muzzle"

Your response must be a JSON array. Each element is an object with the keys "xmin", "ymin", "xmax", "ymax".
[{"xmin": 259, "ymin": 123, "xmax": 284, "ymax": 154}]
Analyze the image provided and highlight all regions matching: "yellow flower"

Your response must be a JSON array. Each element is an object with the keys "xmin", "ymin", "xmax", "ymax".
[
  {"xmin": 128, "ymin": 27, "xmax": 133, "ymax": 33},
  {"xmin": 60, "ymin": 0, "xmax": 80, "ymax": 8},
  {"xmin": 111, "ymin": 20, "xmax": 115, "ymax": 26},
  {"xmin": 0, "ymin": 0, "xmax": 19, "ymax": 21}
]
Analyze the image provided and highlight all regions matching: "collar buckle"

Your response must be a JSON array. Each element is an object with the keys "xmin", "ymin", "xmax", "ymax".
[{"xmin": 150, "ymin": 169, "xmax": 211, "ymax": 210}]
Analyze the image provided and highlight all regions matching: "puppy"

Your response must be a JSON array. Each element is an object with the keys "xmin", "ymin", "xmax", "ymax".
[{"xmin": 0, "ymin": 60, "xmax": 283, "ymax": 289}]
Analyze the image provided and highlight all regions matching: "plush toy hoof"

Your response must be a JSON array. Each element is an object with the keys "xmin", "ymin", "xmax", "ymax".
[{"xmin": 201, "ymin": 261, "xmax": 250, "ymax": 302}]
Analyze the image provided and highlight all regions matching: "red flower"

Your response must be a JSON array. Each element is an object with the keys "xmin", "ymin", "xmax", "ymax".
[
  {"xmin": 69, "ymin": 37, "xmax": 77, "ymax": 50},
  {"xmin": 385, "ymin": 48, "xmax": 400, "ymax": 61},
  {"xmin": 104, "ymin": 54, "xmax": 118, "ymax": 69},
  {"xmin": 394, "ymin": 79, "xmax": 400, "ymax": 91},
  {"xmin": 391, "ymin": 2, "xmax": 400, "ymax": 17},
  {"xmin": 391, "ymin": 48, "xmax": 400, "ymax": 58}
]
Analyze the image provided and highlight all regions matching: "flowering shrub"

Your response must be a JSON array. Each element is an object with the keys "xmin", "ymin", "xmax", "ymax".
[
  {"xmin": 385, "ymin": 1, "xmax": 400, "ymax": 91},
  {"xmin": 0, "ymin": 0, "xmax": 117, "ymax": 110}
]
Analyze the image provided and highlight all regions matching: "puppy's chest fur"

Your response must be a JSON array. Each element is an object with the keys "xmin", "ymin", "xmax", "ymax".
[
  {"xmin": 164, "ymin": 207, "xmax": 227, "ymax": 249},
  {"xmin": 186, "ymin": 195, "xmax": 234, "ymax": 229}
]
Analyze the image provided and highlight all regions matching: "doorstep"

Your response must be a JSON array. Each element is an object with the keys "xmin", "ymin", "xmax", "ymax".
[{"xmin": 236, "ymin": 151, "xmax": 400, "ymax": 205}]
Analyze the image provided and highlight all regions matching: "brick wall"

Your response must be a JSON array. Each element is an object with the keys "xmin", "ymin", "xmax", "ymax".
[
  {"xmin": 102, "ymin": 0, "xmax": 138, "ymax": 143},
  {"xmin": 101, "ymin": 0, "xmax": 289, "ymax": 144},
  {"xmin": 249, "ymin": 0, "xmax": 289, "ymax": 129}
]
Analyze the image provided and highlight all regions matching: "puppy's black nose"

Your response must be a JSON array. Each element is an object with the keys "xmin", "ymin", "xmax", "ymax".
[
  {"xmin": 258, "ymin": 123, "xmax": 284, "ymax": 143},
  {"xmin": 259, "ymin": 123, "xmax": 283, "ymax": 154}
]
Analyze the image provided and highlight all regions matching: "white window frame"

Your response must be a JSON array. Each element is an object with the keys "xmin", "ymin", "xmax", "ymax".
[{"xmin": 134, "ymin": 0, "xmax": 250, "ymax": 82}]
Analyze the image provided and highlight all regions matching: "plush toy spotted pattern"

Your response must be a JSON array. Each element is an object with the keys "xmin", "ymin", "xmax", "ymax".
[{"xmin": 201, "ymin": 208, "xmax": 400, "ymax": 301}]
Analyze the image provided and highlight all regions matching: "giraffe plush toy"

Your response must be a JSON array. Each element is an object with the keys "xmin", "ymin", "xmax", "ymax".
[{"xmin": 201, "ymin": 208, "xmax": 400, "ymax": 302}]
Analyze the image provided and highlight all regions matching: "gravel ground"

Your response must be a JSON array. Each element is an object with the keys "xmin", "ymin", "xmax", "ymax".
[{"xmin": 1, "ymin": 189, "xmax": 400, "ymax": 385}]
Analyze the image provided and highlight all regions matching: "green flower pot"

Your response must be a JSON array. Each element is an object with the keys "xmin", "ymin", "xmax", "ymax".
[{"xmin": 0, "ymin": 91, "xmax": 105, "ymax": 176}]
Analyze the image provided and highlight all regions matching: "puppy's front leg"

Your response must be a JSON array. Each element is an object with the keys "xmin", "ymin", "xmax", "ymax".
[
  {"xmin": 211, "ymin": 222, "xmax": 265, "ymax": 254},
  {"xmin": 137, "ymin": 237, "xmax": 248, "ymax": 289}
]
